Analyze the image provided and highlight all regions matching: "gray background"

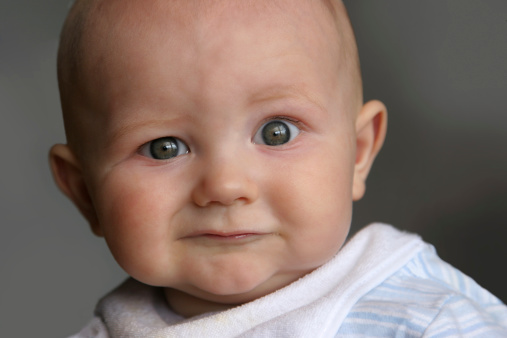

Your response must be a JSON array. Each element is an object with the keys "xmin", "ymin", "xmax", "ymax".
[{"xmin": 1, "ymin": 0, "xmax": 506, "ymax": 337}]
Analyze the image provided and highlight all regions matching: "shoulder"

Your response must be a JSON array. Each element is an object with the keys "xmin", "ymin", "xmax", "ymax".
[{"xmin": 336, "ymin": 245, "xmax": 507, "ymax": 337}]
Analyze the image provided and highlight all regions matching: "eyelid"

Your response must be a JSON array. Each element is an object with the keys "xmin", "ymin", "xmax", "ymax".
[
  {"xmin": 258, "ymin": 116, "xmax": 304, "ymax": 131},
  {"xmin": 266, "ymin": 115, "xmax": 301, "ymax": 125}
]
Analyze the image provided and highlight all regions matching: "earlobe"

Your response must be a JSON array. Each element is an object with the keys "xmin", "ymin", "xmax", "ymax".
[
  {"xmin": 352, "ymin": 100, "xmax": 387, "ymax": 201},
  {"xmin": 49, "ymin": 144, "xmax": 103, "ymax": 236}
]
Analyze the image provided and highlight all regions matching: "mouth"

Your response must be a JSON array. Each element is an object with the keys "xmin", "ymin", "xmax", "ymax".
[{"xmin": 182, "ymin": 230, "xmax": 271, "ymax": 245}]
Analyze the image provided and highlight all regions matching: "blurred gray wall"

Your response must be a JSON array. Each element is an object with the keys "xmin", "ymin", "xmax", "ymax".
[{"xmin": 0, "ymin": 1, "xmax": 505, "ymax": 337}]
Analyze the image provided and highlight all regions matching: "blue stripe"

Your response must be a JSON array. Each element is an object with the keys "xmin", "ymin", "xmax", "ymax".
[{"xmin": 346, "ymin": 311, "xmax": 427, "ymax": 332}]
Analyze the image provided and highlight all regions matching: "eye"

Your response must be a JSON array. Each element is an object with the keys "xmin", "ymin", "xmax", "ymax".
[
  {"xmin": 140, "ymin": 137, "xmax": 189, "ymax": 160},
  {"xmin": 253, "ymin": 119, "xmax": 301, "ymax": 146}
]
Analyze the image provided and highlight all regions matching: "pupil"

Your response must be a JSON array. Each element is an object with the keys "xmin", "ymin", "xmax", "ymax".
[
  {"xmin": 150, "ymin": 137, "xmax": 178, "ymax": 159},
  {"xmin": 262, "ymin": 121, "xmax": 290, "ymax": 146}
]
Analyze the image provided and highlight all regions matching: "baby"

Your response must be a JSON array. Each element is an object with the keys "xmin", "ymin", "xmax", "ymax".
[{"xmin": 50, "ymin": 0, "xmax": 507, "ymax": 336}]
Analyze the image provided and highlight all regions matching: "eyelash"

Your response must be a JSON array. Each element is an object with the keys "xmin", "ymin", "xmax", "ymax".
[
  {"xmin": 138, "ymin": 136, "xmax": 189, "ymax": 160},
  {"xmin": 252, "ymin": 116, "xmax": 302, "ymax": 146}
]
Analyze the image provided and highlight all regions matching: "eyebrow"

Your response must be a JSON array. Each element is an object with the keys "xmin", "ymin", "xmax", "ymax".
[
  {"xmin": 249, "ymin": 84, "xmax": 327, "ymax": 113},
  {"xmin": 109, "ymin": 116, "xmax": 184, "ymax": 144}
]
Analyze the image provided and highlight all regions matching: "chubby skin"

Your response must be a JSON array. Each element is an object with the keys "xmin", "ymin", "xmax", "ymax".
[{"xmin": 50, "ymin": 0, "xmax": 387, "ymax": 317}]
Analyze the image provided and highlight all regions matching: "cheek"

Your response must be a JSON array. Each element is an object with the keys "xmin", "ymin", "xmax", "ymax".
[
  {"xmin": 267, "ymin": 144, "xmax": 354, "ymax": 265},
  {"xmin": 273, "ymin": 145, "xmax": 354, "ymax": 220},
  {"xmin": 91, "ymin": 166, "xmax": 186, "ymax": 281}
]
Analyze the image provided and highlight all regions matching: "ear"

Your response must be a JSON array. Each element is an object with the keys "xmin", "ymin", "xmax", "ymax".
[
  {"xmin": 352, "ymin": 100, "xmax": 387, "ymax": 201},
  {"xmin": 49, "ymin": 144, "xmax": 103, "ymax": 236}
]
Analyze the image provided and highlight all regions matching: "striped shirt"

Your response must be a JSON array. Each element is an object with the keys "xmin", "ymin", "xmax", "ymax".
[{"xmin": 336, "ymin": 245, "xmax": 507, "ymax": 337}]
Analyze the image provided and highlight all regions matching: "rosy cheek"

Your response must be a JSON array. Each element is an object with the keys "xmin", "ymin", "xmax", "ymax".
[
  {"xmin": 270, "ymin": 151, "xmax": 352, "ymax": 260},
  {"xmin": 95, "ymin": 171, "xmax": 157, "ymax": 246}
]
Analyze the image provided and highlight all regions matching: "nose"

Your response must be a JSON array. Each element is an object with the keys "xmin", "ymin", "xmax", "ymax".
[{"xmin": 191, "ymin": 154, "xmax": 259, "ymax": 207}]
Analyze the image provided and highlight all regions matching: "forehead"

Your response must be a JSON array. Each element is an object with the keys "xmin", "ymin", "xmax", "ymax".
[
  {"xmin": 79, "ymin": 0, "xmax": 342, "ymax": 67},
  {"xmin": 78, "ymin": 0, "xmax": 345, "ymax": 102}
]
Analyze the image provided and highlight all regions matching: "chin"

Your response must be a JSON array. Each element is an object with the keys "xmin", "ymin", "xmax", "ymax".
[
  {"xmin": 194, "ymin": 270, "xmax": 305, "ymax": 305},
  {"xmin": 203, "ymin": 276, "xmax": 268, "ymax": 298},
  {"xmin": 181, "ymin": 276, "xmax": 269, "ymax": 305}
]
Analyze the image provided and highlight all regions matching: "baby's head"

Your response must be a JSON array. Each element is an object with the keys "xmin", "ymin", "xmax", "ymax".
[{"xmin": 50, "ymin": 0, "xmax": 387, "ymax": 316}]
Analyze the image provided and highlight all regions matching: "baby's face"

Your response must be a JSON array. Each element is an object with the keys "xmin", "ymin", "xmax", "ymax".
[{"xmin": 66, "ymin": 0, "xmax": 370, "ymax": 311}]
